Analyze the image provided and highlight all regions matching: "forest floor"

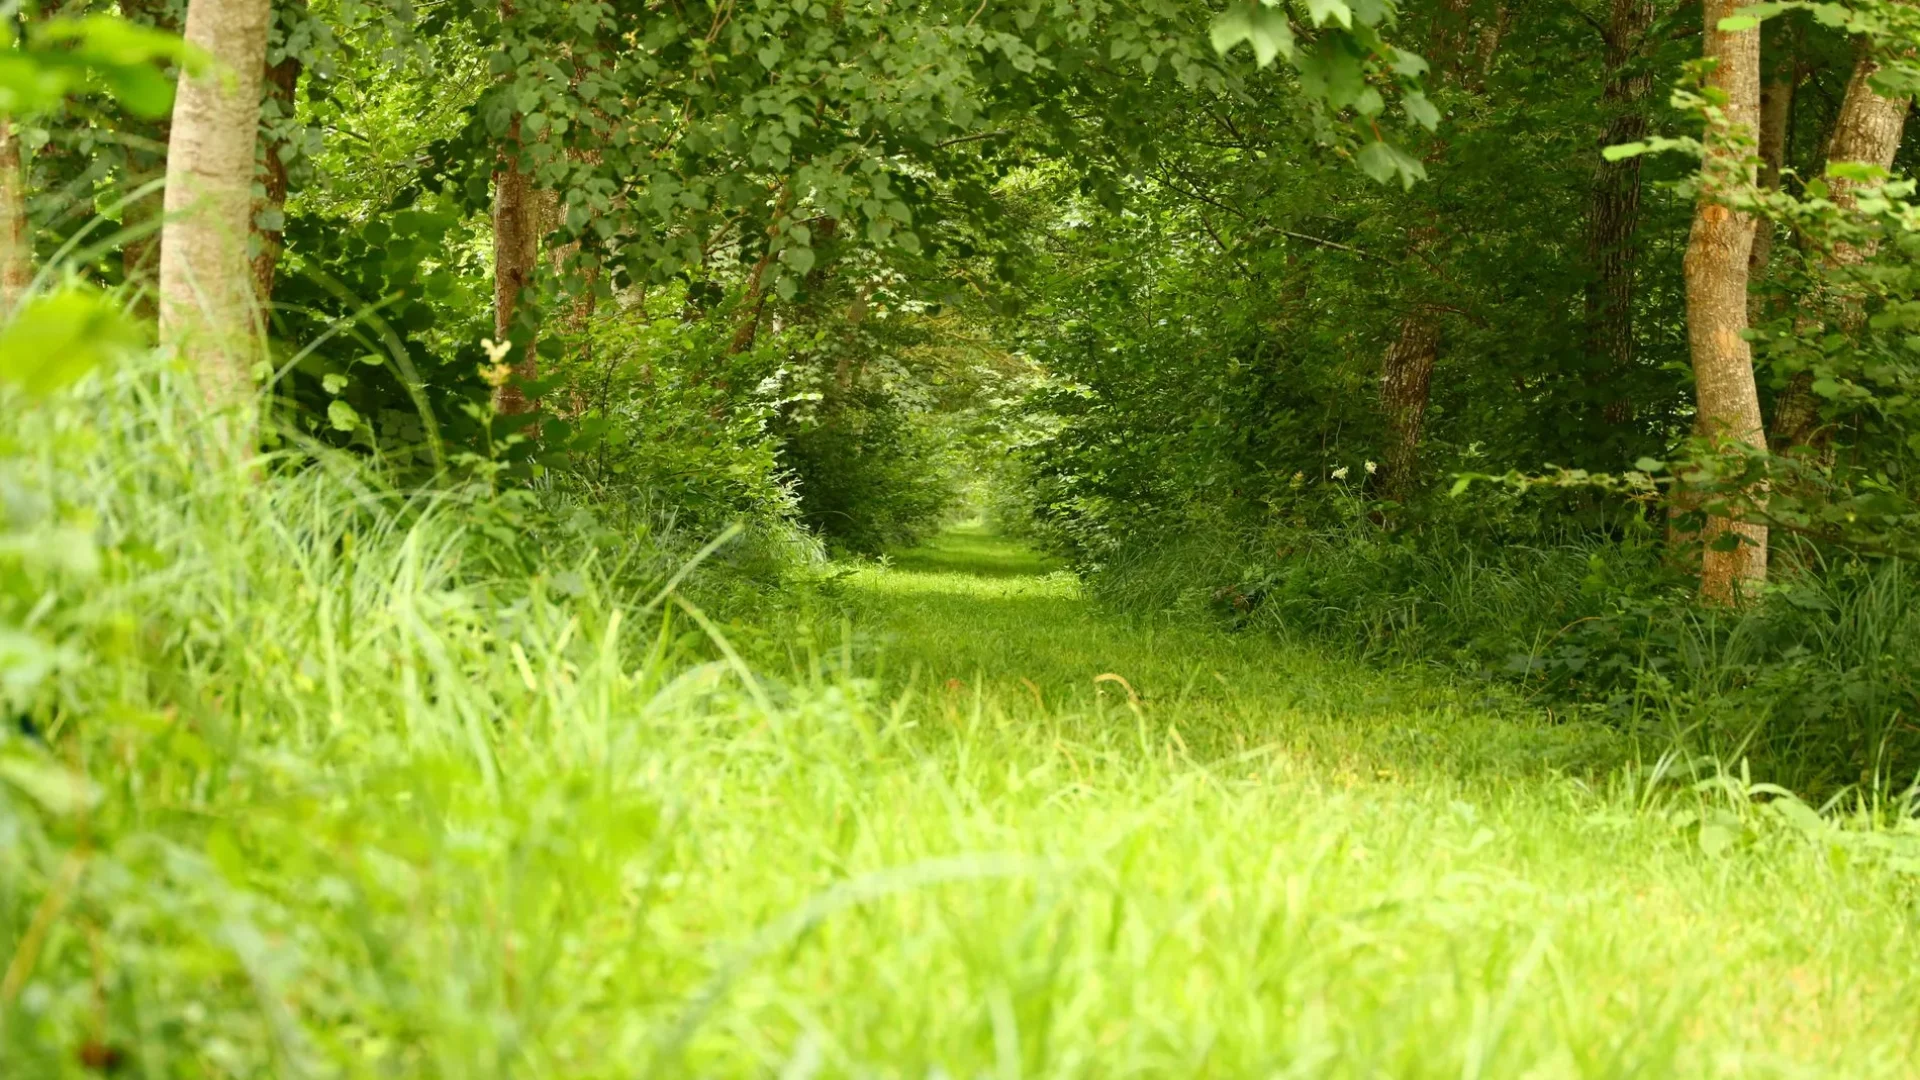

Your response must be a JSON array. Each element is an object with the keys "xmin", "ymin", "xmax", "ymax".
[{"xmin": 714, "ymin": 523, "xmax": 1920, "ymax": 1076}]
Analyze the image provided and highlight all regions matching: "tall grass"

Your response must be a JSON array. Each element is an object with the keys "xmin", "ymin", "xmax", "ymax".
[
  {"xmin": 1081, "ymin": 500, "xmax": 1920, "ymax": 795},
  {"xmin": 10, "ymin": 366, "xmax": 1920, "ymax": 1075}
]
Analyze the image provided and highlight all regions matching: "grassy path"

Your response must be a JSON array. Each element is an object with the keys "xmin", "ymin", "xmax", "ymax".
[{"xmin": 706, "ymin": 525, "xmax": 1920, "ymax": 1076}]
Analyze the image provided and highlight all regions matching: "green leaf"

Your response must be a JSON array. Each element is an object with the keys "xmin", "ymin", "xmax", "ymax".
[
  {"xmin": 1248, "ymin": 5, "xmax": 1295, "ymax": 67},
  {"xmin": 783, "ymin": 244, "xmax": 817, "ymax": 275},
  {"xmin": 1304, "ymin": 0, "xmax": 1353, "ymax": 28},
  {"xmin": 1357, "ymin": 141, "xmax": 1398, "ymax": 184},
  {"xmin": 1602, "ymin": 141, "xmax": 1650, "ymax": 162},
  {"xmin": 1355, "ymin": 139, "xmax": 1425, "ymax": 189},
  {"xmin": 0, "ymin": 286, "xmax": 143, "ymax": 397},
  {"xmin": 1401, "ymin": 90, "xmax": 1439, "ymax": 131},
  {"xmin": 1716, "ymin": 14, "xmax": 1759, "ymax": 31},
  {"xmin": 328, "ymin": 399, "xmax": 362, "ymax": 432},
  {"xmin": 1828, "ymin": 160, "xmax": 1887, "ymax": 183},
  {"xmin": 1633, "ymin": 457, "xmax": 1667, "ymax": 473},
  {"xmin": 1209, "ymin": 6, "xmax": 1254, "ymax": 56},
  {"xmin": 323, "ymin": 373, "xmax": 350, "ymax": 394}
]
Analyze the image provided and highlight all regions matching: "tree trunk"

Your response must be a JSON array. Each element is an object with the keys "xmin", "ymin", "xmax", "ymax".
[
  {"xmin": 1773, "ymin": 46, "xmax": 1911, "ymax": 452},
  {"xmin": 250, "ymin": 46, "xmax": 302, "ymax": 307},
  {"xmin": 1368, "ymin": 4, "xmax": 1500, "ymax": 503},
  {"xmin": 1583, "ymin": 0, "xmax": 1656, "ymax": 423},
  {"xmin": 1378, "ymin": 304, "xmax": 1442, "ymax": 503},
  {"xmin": 0, "ymin": 116, "xmax": 29, "ymax": 318},
  {"xmin": 120, "ymin": 0, "xmax": 178, "ymax": 317},
  {"xmin": 491, "ymin": 114, "xmax": 541, "ymax": 416},
  {"xmin": 1683, "ymin": 0, "xmax": 1766, "ymax": 605},
  {"xmin": 1745, "ymin": 69, "xmax": 1795, "ymax": 315},
  {"xmin": 158, "ymin": 0, "xmax": 273, "ymax": 410}
]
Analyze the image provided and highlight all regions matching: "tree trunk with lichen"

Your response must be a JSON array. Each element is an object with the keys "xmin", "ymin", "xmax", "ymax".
[{"xmin": 1682, "ymin": 0, "xmax": 1766, "ymax": 605}]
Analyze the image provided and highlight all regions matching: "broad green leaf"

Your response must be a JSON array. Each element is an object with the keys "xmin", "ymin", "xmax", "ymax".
[
  {"xmin": 1828, "ymin": 160, "xmax": 1888, "ymax": 183},
  {"xmin": 1402, "ymin": 90, "xmax": 1439, "ymax": 130},
  {"xmin": 1355, "ymin": 139, "xmax": 1425, "ymax": 189},
  {"xmin": 1304, "ymin": 0, "xmax": 1353, "ymax": 29},
  {"xmin": 1249, "ymin": 5, "xmax": 1294, "ymax": 67},
  {"xmin": 1209, "ymin": 6, "xmax": 1254, "ymax": 56},
  {"xmin": 1601, "ymin": 141, "xmax": 1649, "ymax": 162},
  {"xmin": 323, "ymin": 373, "xmax": 350, "ymax": 394},
  {"xmin": 1716, "ymin": 15, "xmax": 1759, "ymax": 31},
  {"xmin": 328, "ymin": 399, "xmax": 361, "ymax": 432},
  {"xmin": 1356, "ymin": 141, "xmax": 1398, "ymax": 184}
]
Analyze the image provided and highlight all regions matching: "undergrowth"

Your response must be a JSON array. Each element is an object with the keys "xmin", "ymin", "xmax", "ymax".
[{"xmin": 1075, "ymin": 490, "xmax": 1920, "ymax": 797}]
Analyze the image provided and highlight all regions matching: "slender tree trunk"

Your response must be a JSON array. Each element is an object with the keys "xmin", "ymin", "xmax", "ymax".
[
  {"xmin": 491, "ymin": 114, "xmax": 541, "ymax": 416},
  {"xmin": 250, "ymin": 46, "xmax": 302, "ymax": 306},
  {"xmin": 1774, "ymin": 47, "xmax": 1911, "ymax": 452},
  {"xmin": 1683, "ymin": 0, "xmax": 1766, "ymax": 604},
  {"xmin": 159, "ymin": 0, "xmax": 273, "ymax": 411},
  {"xmin": 1369, "ymin": 5, "xmax": 1501, "ymax": 503},
  {"xmin": 1746, "ymin": 69, "xmax": 1795, "ymax": 298},
  {"xmin": 0, "ymin": 116, "xmax": 29, "ymax": 318},
  {"xmin": 488, "ymin": 0, "xmax": 546, "ymax": 417},
  {"xmin": 1378, "ymin": 304, "xmax": 1442, "ymax": 502},
  {"xmin": 1584, "ymin": 0, "xmax": 1657, "ymax": 423},
  {"xmin": 120, "ymin": 0, "xmax": 178, "ymax": 317}
]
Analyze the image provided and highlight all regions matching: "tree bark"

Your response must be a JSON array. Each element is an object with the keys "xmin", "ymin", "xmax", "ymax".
[
  {"xmin": 1368, "ymin": 3, "xmax": 1500, "ymax": 503},
  {"xmin": 250, "ymin": 46, "xmax": 302, "ymax": 307},
  {"xmin": 158, "ymin": 0, "xmax": 273, "ymax": 411},
  {"xmin": 491, "ymin": 114, "xmax": 541, "ymax": 416},
  {"xmin": 1773, "ymin": 46, "xmax": 1911, "ymax": 452},
  {"xmin": 489, "ymin": 0, "xmax": 547, "ymax": 418},
  {"xmin": 0, "ymin": 116, "xmax": 29, "ymax": 318},
  {"xmin": 1745, "ymin": 69, "xmax": 1795, "ymax": 316},
  {"xmin": 1583, "ymin": 0, "xmax": 1657, "ymax": 423},
  {"xmin": 1683, "ymin": 0, "xmax": 1766, "ymax": 605},
  {"xmin": 1378, "ymin": 305, "xmax": 1443, "ymax": 503}
]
